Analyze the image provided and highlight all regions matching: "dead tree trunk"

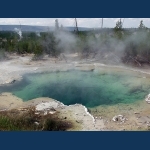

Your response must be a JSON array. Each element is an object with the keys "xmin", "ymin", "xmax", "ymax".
[{"xmin": 75, "ymin": 18, "xmax": 79, "ymax": 34}]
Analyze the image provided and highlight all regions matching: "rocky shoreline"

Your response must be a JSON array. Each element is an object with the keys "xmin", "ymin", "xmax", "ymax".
[{"xmin": 0, "ymin": 93, "xmax": 105, "ymax": 131}]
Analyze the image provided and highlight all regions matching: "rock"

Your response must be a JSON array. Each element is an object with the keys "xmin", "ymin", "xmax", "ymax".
[
  {"xmin": 112, "ymin": 116, "xmax": 118, "ymax": 122},
  {"xmin": 76, "ymin": 120, "xmax": 83, "ymax": 124},
  {"xmin": 76, "ymin": 120, "xmax": 80, "ymax": 123},
  {"xmin": 134, "ymin": 112, "xmax": 140, "ymax": 114},
  {"xmin": 147, "ymin": 124, "xmax": 150, "ymax": 127},
  {"xmin": 44, "ymin": 111, "xmax": 47, "ymax": 115},
  {"xmin": 18, "ymin": 107, "xmax": 27, "ymax": 111},
  {"xmin": 0, "ymin": 109, "xmax": 7, "ymax": 112},
  {"xmin": 36, "ymin": 101, "xmax": 64, "ymax": 111},
  {"xmin": 50, "ymin": 107, "xmax": 56, "ymax": 111},
  {"xmin": 10, "ymin": 79, "xmax": 16, "ymax": 84},
  {"xmin": 34, "ymin": 122, "xmax": 39, "ymax": 126},
  {"xmin": 35, "ymin": 112, "xmax": 40, "ymax": 115},
  {"xmin": 112, "ymin": 115, "xmax": 127, "ymax": 122},
  {"xmin": 49, "ymin": 111, "xmax": 56, "ymax": 114},
  {"xmin": 145, "ymin": 94, "xmax": 150, "ymax": 103},
  {"xmin": 4, "ymin": 79, "xmax": 16, "ymax": 84}
]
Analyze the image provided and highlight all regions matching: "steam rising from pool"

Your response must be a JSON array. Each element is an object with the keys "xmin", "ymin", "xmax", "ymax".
[{"xmin": 0, "ymin": 69, "xmax": 150, "ymax": 108}]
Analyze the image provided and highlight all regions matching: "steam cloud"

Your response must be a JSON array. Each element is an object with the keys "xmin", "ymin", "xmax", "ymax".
[
  {"xmin": 14, "ymin": 28, "xmax": 22, "ymax": 40},
  {"xmin": 49, "ymin": 29, "xmax": 150, "ymax": 65}
]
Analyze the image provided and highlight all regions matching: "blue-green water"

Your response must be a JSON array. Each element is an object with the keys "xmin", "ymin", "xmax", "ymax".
[{"xmin": 0, "ymin": 69, "xmax": 150, "ymax": 108}]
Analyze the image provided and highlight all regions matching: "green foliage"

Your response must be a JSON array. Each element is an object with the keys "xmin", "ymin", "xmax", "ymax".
[
  {"xmin": 114, "ymin": 19, "xmax": 123, "ymax": 30},
  {"xmin": 113, "ymin": 19, "xmax": 124, "ymax": 40},
  {"xmin": 124, "ymin": 41, "xmax": 137, "ymax": 57},
  {"xmin": 0, "ymin": 30, "xmax": 64, "ymax": 59},
  {"xmin": 32, "ymin": 42, "xmax": 43, "ymax": 60},
  {"xmin": 42, "ymin": 32, "xmax": 60, "ymax": 57},
  {"xmin": 138, "ymin": 20, "xmax": 148, "ymax": 30},
  {"xmin": 1, "ymin": 28, "xmax": 150, "ymax": 65},
  {"xmin": 0, "ymin": 116, "xmax": 13, "ymax": 130}
]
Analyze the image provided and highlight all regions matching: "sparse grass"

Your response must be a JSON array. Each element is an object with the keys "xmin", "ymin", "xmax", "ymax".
[
  {"xmin": 0, "ymin": 107, "xmax": 73, "ymax": 131},
  {"xmin": 0, "ymin": 116, "xmax": 17, "ymax": 131}
]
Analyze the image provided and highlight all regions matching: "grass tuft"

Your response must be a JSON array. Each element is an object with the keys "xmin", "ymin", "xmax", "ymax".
[{"xmin": 0, "ymin": 107, "xmax": 73, "ymax": 131}]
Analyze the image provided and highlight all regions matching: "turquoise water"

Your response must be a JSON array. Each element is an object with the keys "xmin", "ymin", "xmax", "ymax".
[{"xmin": 0, "ymin": 69, "xmax": 150, "ymax": 108}]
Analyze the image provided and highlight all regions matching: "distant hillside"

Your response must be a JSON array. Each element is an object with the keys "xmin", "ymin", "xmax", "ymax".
[
  {"xmin": 0, "ymin": 25, "xmax": 93, "ymax": 32},
  {"xmin": 0, "ymin": 25, "xmax": 139, "ymax": 34},
  {"xmin": 0, "ymin": 25, "xmax": 52, "ymax": 32}
]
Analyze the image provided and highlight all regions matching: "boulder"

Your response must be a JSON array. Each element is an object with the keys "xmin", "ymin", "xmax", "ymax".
[{"xmin": 145, "ymin": 94, "xmax": 150, "ymax": 103}]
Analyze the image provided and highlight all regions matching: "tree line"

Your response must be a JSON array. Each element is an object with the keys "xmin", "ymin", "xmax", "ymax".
[{"xmin": 0, "ymin": 19, "xmax": 150, "ymax": 66}]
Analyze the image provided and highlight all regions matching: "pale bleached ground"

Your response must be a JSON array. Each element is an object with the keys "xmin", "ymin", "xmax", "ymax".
[{"xmin": 0, "ymin": 53, "xmax": 150, "ymax": 131}]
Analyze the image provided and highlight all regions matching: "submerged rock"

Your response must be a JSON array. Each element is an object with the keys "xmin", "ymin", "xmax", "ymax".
[
  {"xmin": 4, "ymin": 79, "xmax": 16, "ymax": 84},
  {"xmin": 129, "ymin": 85, "xmax": 143, "ymax": 94},
  {"xmin": 10, "ymin": 79, "xmax": 16, "ymax": 84}
]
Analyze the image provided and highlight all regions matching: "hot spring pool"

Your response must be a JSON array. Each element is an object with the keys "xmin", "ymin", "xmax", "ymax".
[{"xmin": 0, "ymin": 68, "xmax": 150, "ymax": 108}]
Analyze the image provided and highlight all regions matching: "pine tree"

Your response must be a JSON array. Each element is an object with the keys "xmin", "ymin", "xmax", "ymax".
[{"xmin": 138, "ymin": 20, "xmax": 147, "ymax": 29}]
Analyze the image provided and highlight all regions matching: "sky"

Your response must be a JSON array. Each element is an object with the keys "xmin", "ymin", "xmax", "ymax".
[{"xmin": 0, "ymin": 18, "xmax": 150, "ymax": 28}]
